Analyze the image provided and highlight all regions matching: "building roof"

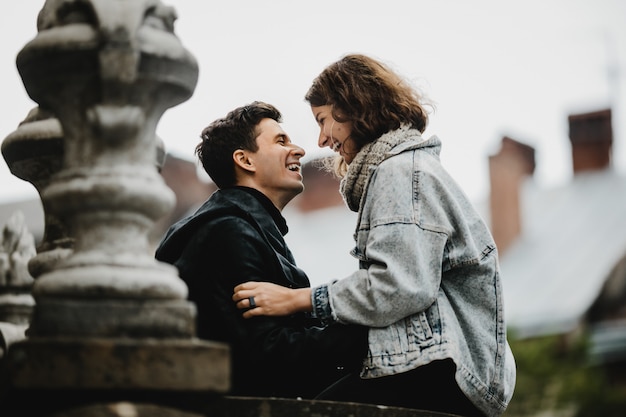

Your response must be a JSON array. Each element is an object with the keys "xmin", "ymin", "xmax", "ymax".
[{"xmin": 500, "ymin": 169, "xmax": 626, "ymax": 338}]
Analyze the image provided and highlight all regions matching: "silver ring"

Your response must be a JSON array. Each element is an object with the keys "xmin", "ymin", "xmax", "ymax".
[{"xmin": 249, "ymin": 296, "xmax": 256, "ymax": 309}]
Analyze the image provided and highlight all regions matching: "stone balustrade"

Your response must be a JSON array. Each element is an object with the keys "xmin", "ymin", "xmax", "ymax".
[{"xmin": 0, "ymin": 1, "xmax": 229, "ymax": 415}]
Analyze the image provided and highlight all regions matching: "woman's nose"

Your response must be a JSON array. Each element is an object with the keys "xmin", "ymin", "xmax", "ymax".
[{"xmin": 318, "ymin": 129, "xmax": 330, "ymax": 149}]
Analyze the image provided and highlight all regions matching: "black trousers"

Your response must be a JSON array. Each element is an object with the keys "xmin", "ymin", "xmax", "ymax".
[{"xmin": 316, "ymin": 359, "xmax": 486, "ymax": 417}]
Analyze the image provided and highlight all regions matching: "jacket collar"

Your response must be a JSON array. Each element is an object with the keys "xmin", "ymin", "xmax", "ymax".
[
  {"xmin": 386, "ymin": 134, "xmax": 442, "ymax": 158},
  {"xmin": 155, "ymin": 186, "xmax": 289, "ymax": 263},
  {"xmin": 231, "ymin": 186, "xmax": 288, "ymax": 235}
]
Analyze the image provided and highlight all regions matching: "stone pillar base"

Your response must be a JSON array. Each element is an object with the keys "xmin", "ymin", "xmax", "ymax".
[
  {"xmin": 28, "ymin": 298, "xmax": 196, "ymax": 338},
  {"xmin": 1, "ymin": 337, "xmax": 229, "ymax": 416}
]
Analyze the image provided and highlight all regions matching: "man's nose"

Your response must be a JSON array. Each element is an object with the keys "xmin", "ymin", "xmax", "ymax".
[{"xmin": 292, "ymin": 143, "xmax": 305, "ymax": 157}]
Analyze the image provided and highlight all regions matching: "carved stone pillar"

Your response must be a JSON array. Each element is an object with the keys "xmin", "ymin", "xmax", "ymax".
[
  {"xmin": 2, "ymin": 1, "xmax": 228, "ymax": 415},
  {"xmin": 2, "ymin": 109, "xmax": 168, "ymax": 278},
  {"xmin": 17, "ymin": 0, "xmax": 195, "ymax": 338},
  {"xmin": 2, "ymin": 107, "xmax": 72, "ymax": 278},
  {"xmin": 0, "ymin": 212, "xmax": 36, "ymax": 356}
]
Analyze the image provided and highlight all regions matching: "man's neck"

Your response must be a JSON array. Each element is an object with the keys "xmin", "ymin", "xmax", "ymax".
[
  {"xmin": 232, "ymin": 186, "xmax": 289, "ymax": 235},
  {"xmin": 235, "ymin": 181, "xmax": 290, "ymax": 211}
]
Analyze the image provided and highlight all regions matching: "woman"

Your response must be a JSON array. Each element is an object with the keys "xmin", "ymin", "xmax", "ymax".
[{"xmin": 233, "ymin": 54, "xmax": 516, "ymax": 417}]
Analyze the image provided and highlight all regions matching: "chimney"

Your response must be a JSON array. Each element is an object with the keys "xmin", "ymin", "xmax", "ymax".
[
  {"xmin": 489, "ymin": 137, "xmax": 536, "ymax": 255},
  {"xmin": 568, "ymin": 108, "xmax": 612, "ymax": 174}
]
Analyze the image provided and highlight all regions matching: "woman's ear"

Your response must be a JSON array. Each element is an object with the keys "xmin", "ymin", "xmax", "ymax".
[{"xmin": 233, "ymin": 149, "xmax": 256, "ymax": 173}]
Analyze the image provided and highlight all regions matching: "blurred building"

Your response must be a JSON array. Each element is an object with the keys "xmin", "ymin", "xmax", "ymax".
[
  {"xmin": 150, "ymin": 153, "xmax": 216, "ymax": 247},
  {"xmin": 493, "ymin": 109, "xmax": 626, "ymax": 387}
]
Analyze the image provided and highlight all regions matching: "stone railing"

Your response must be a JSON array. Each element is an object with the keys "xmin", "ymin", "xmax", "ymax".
[{"xmin": 0, "ymin": 1, "xmax": 228, "ymax": 415}]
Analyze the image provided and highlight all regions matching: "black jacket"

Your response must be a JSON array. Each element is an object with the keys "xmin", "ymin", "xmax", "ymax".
[{"xmin": 155, "ymin": 187, "xmax": 367, "ymax": 398}]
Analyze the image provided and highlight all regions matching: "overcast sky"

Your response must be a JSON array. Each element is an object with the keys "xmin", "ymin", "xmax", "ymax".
[{"xmin": 1, "ymin": 0, "xmax": 624, "ymax": 209}]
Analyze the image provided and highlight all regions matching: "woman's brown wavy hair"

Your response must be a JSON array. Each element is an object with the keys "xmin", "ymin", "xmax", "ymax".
[{"xmin": 305, "ymin": 54, "xmax": 431, "ymax": 176}]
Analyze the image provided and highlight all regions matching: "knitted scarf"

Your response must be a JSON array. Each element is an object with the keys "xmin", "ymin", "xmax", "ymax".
[{"xmin": 340, "ymin": 125, "xmax": 421, "ymax": 212}]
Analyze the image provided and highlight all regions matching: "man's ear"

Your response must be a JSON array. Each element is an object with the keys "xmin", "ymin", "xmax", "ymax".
[{"xmin": 233, "ymin": 149, "xmax": 256, "ymax": 173}]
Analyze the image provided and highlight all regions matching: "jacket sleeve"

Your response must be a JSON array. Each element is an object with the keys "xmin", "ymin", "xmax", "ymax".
[
  {"xmin": 179, "ymin": 215, "xmax": 368, "ymax": 396},
  {"xmin": 313, "ymin": 164, "xmax": 450, "ymax": 328}
]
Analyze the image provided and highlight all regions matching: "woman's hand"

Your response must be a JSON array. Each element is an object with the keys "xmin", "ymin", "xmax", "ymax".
[{"xmin": 233, "ymin": 281, "xmax": 313, "ymax": 318}]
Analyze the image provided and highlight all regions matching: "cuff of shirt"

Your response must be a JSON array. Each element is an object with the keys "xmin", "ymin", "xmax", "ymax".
[{"xmin": 312, "ymin": 284, "xmax": 334, "ymax": 324}]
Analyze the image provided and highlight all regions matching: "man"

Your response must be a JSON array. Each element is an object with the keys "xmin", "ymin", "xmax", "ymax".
[{"xmin": 155, "ymin": 102, "xmax": 367, "ymax": 399}]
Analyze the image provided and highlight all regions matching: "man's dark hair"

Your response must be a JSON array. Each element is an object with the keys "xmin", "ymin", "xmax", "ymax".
[{"xmin": 196, "ymin": 101, "xmax": 282, "ymax": 188}]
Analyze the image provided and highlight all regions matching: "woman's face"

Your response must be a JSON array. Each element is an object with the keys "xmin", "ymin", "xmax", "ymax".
[{"xmin": 311, "ymin": 105, "xmax": 356, "ymax": 164}]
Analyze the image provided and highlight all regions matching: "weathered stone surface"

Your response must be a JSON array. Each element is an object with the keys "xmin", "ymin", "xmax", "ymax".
[
  {"xmin": 205, "ymin": 397, "xmax": 462, "ymax": 417},
  {"xmin": 28, "ymin": 298, "xmax": 196, "ymax": 338},
  {"xmin": 41, "ymin": 398, "xmax": 463, "ymax": 417},
  {"xmin": 1, "ymin": 107, "xmax": 64, "ymax": 188},
  {"xmin": 51, "ymin": 402, "xmax": 205, "ymax": 417},
  {"xmin": 0, "ymin": 212, "xmax": 35, "ymax": 290},
  {"xmin": 7, "ymin": 337, "xmax": 229, "ymax": 391},
  {"xmin": 1, "ymin": 107, "xmax": 72, "ymax": 277},
  {"xmin": 0, "ymin": 211, "xmax": 36, "ymax": 331},
  {"xmin": 0, "ymin": 4, "xmax": 230, "ymax": 417},
  {"xmin": 13, "ymin": 0, "xmax": 199, "ymax": 338},
  {"xmin": 0, "ymin": 323, "xmax": 27, "ymax": 359}
]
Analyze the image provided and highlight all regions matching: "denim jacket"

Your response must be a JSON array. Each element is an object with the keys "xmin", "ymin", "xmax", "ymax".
[{"xmin": 312, "ymin": 136, "xmax": 516, "ymax": 417}]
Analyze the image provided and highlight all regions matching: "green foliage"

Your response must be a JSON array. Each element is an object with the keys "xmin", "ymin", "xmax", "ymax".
[{"xmin": 503, "ymin": 331, "xmax": 626, "ymax": 417}]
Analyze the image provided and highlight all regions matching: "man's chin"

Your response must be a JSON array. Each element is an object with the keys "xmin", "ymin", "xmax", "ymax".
[{"xmin": 290, "ymin": 184, "xmax": 305, "ymax": 198}]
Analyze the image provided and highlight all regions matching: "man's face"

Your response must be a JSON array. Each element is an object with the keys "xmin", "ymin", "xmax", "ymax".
[{"xmin": 246, "ymin": 118, "xmax": 305, "ymax": 209}]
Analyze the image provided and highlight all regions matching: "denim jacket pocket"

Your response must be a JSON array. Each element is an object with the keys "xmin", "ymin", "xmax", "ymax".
[
  {"xmin": 408, "ymin": 311, "xmax": 433, "ymax": 341},
  {"xmin": 407, "ymin": 302, "xmax": 443, "ymax": 351}
]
